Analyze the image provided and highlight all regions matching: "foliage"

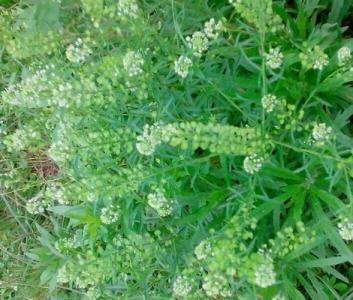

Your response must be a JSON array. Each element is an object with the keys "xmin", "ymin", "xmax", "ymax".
[{"xmin": 1, "ymin": 0, "xmax": 353, "ymax": 299}]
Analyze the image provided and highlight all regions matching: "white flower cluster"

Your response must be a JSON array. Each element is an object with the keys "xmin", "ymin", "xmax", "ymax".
[
  {"xmin": 243, "ymin": 154, "xmax": 264, "ymax": 174},
  {"xmin": 52, "ymin": 82, "xmax": 82, "ymax": 108},
  {"xmin": 177, "ymin": 18, "xmax": 222, "ymax": 78},
  {"xmin": 86, "ymin": 287, "xmax": 102, "ymax": 300},
  {"xmin": 48, "ymin": 121, "xmax": 73, "ymax": 165},
  {"xmin": 136, "ymin": 123, "xmax": 176, "ymax": 156},
  {"xmin": 261, "ymin": 93, "xmax": 279, "ymax": 113},
  {"xmin": 313, "ymin": 54, "xmax": 329, "ymax": 70},
  {"xmin": 26, "ymin": 193, "xmax": 52, "ymax": 215},
  {"xmin": 204, "ymin": 18, "xmax": 223, "ymax": 39},
  {"xmin": 202, "ymin": 272, "xmax": 232, "ymax": 298},
  {"xmin": 300, "ymin": 46, "xmax": 329, "ymax": 71},
  {"xmin": 100, "ymin": 205, "xmax": 121, "ymax": 224},
  {"xmin": 123, "ymin": 50, "xmax": 145, "ymax": 77},
  {"xmin": 2, "ymin": 64, "xmax": 56, "ymax": 107},
  {"xmin": 65, "ymin": 38, "xmax": 92, "ymax": 64},
  {"xmin": 186, "ymin": 31, "xmax": 209, "ymax": 57},
  {"xmin": 338, "ymin": 217, "xmax": 353, "ymax": 241},
  {"xmin": 174, "ymin": 55, "xmax": 193, "ymax": 78},
  {"xmin": 45, "ymin": 183, "xmax": 68, "ymax": 205},
  {"xmin": 312, "ymin": 123, "xmax": 332, "ymax": 145},
  {"xmin": 254, "ymin": 257, "xmax": 276, "ymax": 288},
  {"xmin": 117, "ymin": 0, "xmax": 139, "ymax": 19},
  {"xmin": 3, "ymin": 127, "xmax": 40, "ymax": 152},
  {"xmin": 337, "ymin": 46, "xmax": 351, "ymax": 66},
  {"xmin": 136, "ymin": 123, "xmax": 163, "ymax": 156},
  {"xmin": 147, "ymin": 189, "xmax": 173, "ymax": 217},
  {"xmin": 57, "ymin": 265, "xmax": 72, "ymax": 284},
  {"xmin": 273, "ymin": 294, "xmax": 286, "ymax": 300},
  {"xmin": 266, "ymin": 47, "xmax": 284, "ymax": 69},
  {"xmin": 54, "ymin": 237, "xmax": 75, "ymax": 253},
  {"xmin": 173, "ymin": 275, "xmax": 192, "ymax": 298},
  {"xmin": 194, "ymin": 240, "xmax": 212, "ymax": 260}
]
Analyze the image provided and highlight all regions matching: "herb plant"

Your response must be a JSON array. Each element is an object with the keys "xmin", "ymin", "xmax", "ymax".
[{"xmin": 1, "ymin": 0, "xmax": 353, "ymax": 299}]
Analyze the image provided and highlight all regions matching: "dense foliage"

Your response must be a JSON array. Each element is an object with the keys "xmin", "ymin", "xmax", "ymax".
[{"xmin": 1, "ymin": 0, "xmax": 353, "ymax": 299}]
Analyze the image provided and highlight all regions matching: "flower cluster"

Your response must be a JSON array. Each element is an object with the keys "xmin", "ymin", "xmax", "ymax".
[
  {"xmin": 243, "ymin": 154, "xmax": 264, "ymax": 174},
  {"xmin": 45, "ymin": 183, "xmax": 68, "ymax": 205},
  {"xmin": 136, "ymin": 123, "xmax": 164, "ymax": 156},
  {"xmin": 267, "ymin": 222, "xmax": 315, "ymax": 258},
  {"xmin": 312, "ymin": 122, "xmax": 332, "ymax": 145},
  {"xmin": 194, "ymin": 240, "xmax": 212, "ymax": 261},
  {"xmin": 81, "ymin": 0, "xmax": 104, "ymax": 27},
  {"xmin": 26, "ymin": 193, "xmax": 52, "ymax": 215},
  {"xmin": 179, "ymin": 205, "xmax": 258, "ymax": 297},
  {"xmin": 86, "ymin": 287, "xmax": 102, "ymax": 300},
  {"xmin": 147, "ymin": 189, "xmax": 173, "ymax": 217},
  {"xmin": 338, "ymin": 217, "xmax": 353, "ymax": 241},
  {"xmin": 242, "ymin": 252, "xmax": 276, "ymax": 288},
  {"xmin": 300, "ymin": 46, "xmax": 329, "ymax": 70},
  {"xmin": 262, "ymin": 93, "xmax": 280, "ymax": 113},
  {"xmin": 202, "ymin": 272, "xmax": 232, "ymax": 298},
  {"xmin": 173, "ymin": 275, "xmax": 193, "ymax": 298},
  {"xmin": 186, "ymin": 31, "xmax": 209, "ymax": 57},
  {"xmin": 3, "ymin": 29, "xmax": 63, "ymax": 59},
  {"xmin": 100, "ymin": 205, "xmax": 121, "ymax": 224},
  {"xmin": 229, "ymin": 0, "xmax": 283, "ymax": 33},
  {"xmin": 3, "ymin": 126, "xmax": 42, "ymax": 152},
  {"xmin": 136, "ymin": 121, "xmax": 267, "ymax": 157},
  {"xmin": 174, "ymin": 55, "xmax": 193, "ymax": 78},
  {"xmin": 54, "ymin": 237, "xmax": 75, "ymax": 254},
  {"xmin": 273, "ymin": 293, "xmax": 287, "ymax": 300},
  {"xmin": 123, "ymin": 50, "xmax": 145, "ymax": 77},
  {"xmin": 185, "ymin": 17, "xmax": 224, "ymax": 57},
  {"xmin": 266, "ymin": 47, "xmax": 284, "ymax": 69},
  {"xmin": 254, "ymin": 258, "xmax": 276, "ymax": 288},
  {"xmin": 2, "ymin": 64, "xmax": 56, "ymax": 107},
  {"xmin": 337, "ymin": 46, "xmax": 351, "ymax": 66},
  {"xmin": 204, "ymin": 18, "xmax": 223, "ymax": 39},
  {"xmin": 65, "ymin": 38, "xmax": 92, "ymax": 64},
  {"xmin": 117, "ymin": 0, "xmax": 139, "ymax": 20}
]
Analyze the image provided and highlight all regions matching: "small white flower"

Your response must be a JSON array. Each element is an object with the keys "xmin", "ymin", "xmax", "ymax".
[
  {"xmin": 300, "ymin": 46, "xmax": 329, "ymax": 70},
  {"xmin": 266, "ymin": 47, "xmax": 284, "ymax": 69},
  {"xmin": 86, "ymin": 287, "xmax": 102, "ymax": 300},
  {"xmin": 273, "ymin": 294, "xmax": 286, "ymax": 300},
  {"xmin": 261, "ymin": 93, "xmax": 279, "ymax": 113},
  {"xmin": 26, "ymin": 193, "xmax": 52, "ymax": 215},
  {"xmin": 337, "ymin": 46, "xmax": 351, "ymax": 65},
  {"xmin": 147, "ymin": 189, "xmax": 173, "ymax": 217},
  {"xmin": 54, "ymin": 237, "xmax": 75, "ymax": 253},
  {"xmin": 65, "ymin": 38, "xmax": 92, "ymax": 64},
  {"xmin": 312, "ymin": 123, "xmax": 332, "ymax": 145},
  {"xmin": 204, "ymin": 18, "xmax": 223, "ymax": 39},
  {"xmin": 173, "ymin": 275, "xmax": 192, "ymax": 298},
  {"xmin": 100, "ymin": 205, "xmax": 120, "ymax": 224},
  {"xmin": 174, "ymin": 55, "xmax": 193, "ymax": 78},
  {"xmin": 57, "ymin": 265, "xmax": 70, "ymax": 284},
  {"xmin": 46, "ymin": 183, "xmax": 67, "ymax": 205},
  {"xmin": 117, "ymin": 0, "xmax": 139, "ymax": 19},
  {"xmin": 338, "ymin": 218, "xmax": 353, "ymax": 241},
  {"xmin": 313, "ymin": 49, "xmax": 329, "ymax": 70},
  {"xmin": 243, "ymin": 154, "xmax": 264, "ymax": 174},
  {"xmin": 254, "ymin": 258, "xmax": 276, "ymax": 288},
  {"xmin": 202, "ymin": 272, "xmax": 232, "ymax": 298},
  {"xmin": 194, "ymin": 240, "xmax": 212, "ymax": 260},
  {"xmin": 123, "ymin": 50, "xmax": 144, "ymax": 77},
  {"xmin": 186, "ymin": 31, "xmax": 209, "ymax": 57},
  {"xmin": 136, "ymin": 123, "xmax": 162, "ymax": 156}
]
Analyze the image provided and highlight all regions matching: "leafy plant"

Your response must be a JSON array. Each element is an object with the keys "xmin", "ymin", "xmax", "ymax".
[{"xmin": 1, "ymin": 0, "xmax": 353, "ymax": 299}]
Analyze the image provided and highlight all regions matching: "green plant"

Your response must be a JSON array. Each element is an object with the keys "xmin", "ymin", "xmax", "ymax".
[{"xmin": 1, "ymin": 0, "xmax": 353, "ymax": 299}]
